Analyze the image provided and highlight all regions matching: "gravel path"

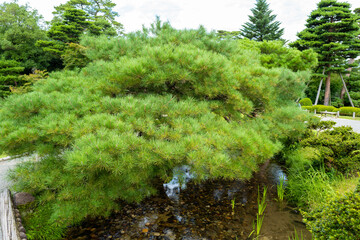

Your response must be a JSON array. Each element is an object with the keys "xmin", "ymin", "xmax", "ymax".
[
  {"xmin": 322, "ymin": 117, "xmax": 360, "ymax": 133},
  {"xmin": 0, "ymin": 156, "xmax": 34, "ymax": 192}
]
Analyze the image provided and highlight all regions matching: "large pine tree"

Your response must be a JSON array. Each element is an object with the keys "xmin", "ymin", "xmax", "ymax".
[
  {"xmin": 291, "ymin": 0, "xmax": 360, "ymax": 106},
  {"xmin": 240, "ymin": 0, "xmax": 284, "ymax": 41}
]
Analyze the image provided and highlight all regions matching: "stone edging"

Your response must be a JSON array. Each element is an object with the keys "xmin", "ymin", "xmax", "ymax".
[{"xmin": 0, "ymin": 189, "xmax": 28, "ymax": 240}]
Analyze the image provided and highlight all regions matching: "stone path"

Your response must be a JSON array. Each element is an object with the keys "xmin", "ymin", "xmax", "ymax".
[
  {"xmin": 0, "ymin": 156, "xmax": 33, "ymax": 193},
  {"xmin": 322, "ymin": 117, "xmax": 360, "ymax": 133}
]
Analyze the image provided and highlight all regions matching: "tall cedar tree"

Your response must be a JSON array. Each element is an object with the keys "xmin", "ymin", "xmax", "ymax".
[
  {"xmin": 291, "ymin": 0, "xmax": 360, "ymax": 106},
  {"xmin": 240, "ymin": 0, "xmax": 284, "ymax": 41},
  {"xmin": 0, "ymin": 58, "xmax": 24, "ymax": 98}
]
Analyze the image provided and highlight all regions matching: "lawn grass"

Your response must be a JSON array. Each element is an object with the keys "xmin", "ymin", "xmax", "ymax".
[
  {"xmin": 314, "ymin": 114, "xmax": 360, "ymax": 121},
  {"xmin": 332, "ymin": 175, "xmax": 360, "ymax": 195},
  {"xmin": 338, "ymin": 116, "xmax": 360, "ymax": 121}
]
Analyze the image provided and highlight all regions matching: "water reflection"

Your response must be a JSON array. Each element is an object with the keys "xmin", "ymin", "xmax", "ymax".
[{"xmin": 66, "ymin": 162, "xmax": 311, "ymax": 240}]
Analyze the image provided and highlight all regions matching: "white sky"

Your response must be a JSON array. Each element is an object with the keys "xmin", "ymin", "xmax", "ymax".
[{"xmin": 1, "ymin": 0, "xmax": 359, "ymax": 41}]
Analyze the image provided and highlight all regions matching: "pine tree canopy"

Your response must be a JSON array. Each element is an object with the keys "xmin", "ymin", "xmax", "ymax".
[
  {"xmin": 240, "ymin": 0, "xmax": 284, "ymax": 41},
  {"xmin": 0, "ymin": 22, "xmax": 314, "ymax": 233}
]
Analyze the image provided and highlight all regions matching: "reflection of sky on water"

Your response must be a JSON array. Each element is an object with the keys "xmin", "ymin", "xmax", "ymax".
[
  {"xmin": 267, "ymin": 163, "xmax": 288, "ymax": 186},
  {"xmin": 163, "ymin": 165, "xmax": 194, "ymax": 201}
]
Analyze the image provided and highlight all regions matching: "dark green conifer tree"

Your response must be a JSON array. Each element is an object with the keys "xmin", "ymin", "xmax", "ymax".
[
  {"xmin": 291, "ymin": 0, "xmax": 360, "ymax": 106},
  {"xmin": 0, "ymin": 58, "xmax": 24, "ymax": 97},
  {"xmin": 37, "ymin": 0, "xmax": 122, "ymax": 70},
  {"xmin": 240, "ymin": 0, "xmax": 284, "ymax": 41}
]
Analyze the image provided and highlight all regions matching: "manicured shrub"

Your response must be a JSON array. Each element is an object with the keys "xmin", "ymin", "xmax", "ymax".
[
  {"xmin": 303, "ymin": 191, "xmax": 360, "ymax": 240},
  {"xmin": 301, "ymin": 106, "xmax": 313, "ymax": 111},
  {"xmin": 299, "ymin": 98, "xmax": 312, "ymax": 106},
  {"xmin": 338, "ymin": 107, "xmax": 360, "ymax": 116},
  {"xmin": 300, "ymin": 126, "xmax": 360, "ymax": 174},
  {"xmin": 311, "ymin": 105, "xmax": 338, "ymax": 112}
]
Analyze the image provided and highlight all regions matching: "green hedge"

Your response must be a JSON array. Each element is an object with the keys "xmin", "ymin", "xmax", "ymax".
[
  {"xmin": 312, "ymin": 105, "xmax": 338, "ymax": 112},
  {"xmin": 299, "ymin": 98, "xmax": 312, "ymax": 106},
  {"xmin": 301, "ymin": 105, "xmax": 360, "ymax": 116},
  {"xmin": 338, "ymin": 107, "xmax": 360, "ymax": 116},
  {"xmin": 301, "ymin": 106, "xmax": 313, "ymax": 111}
]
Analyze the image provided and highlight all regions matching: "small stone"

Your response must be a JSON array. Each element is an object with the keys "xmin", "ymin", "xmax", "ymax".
[
  {"xmin": 121, "ymin": 230, "xmax": 125, "ymax": 234},
  {"xmin": 16, "ymin": 218, "xmax": 22, "ymax": 223},
  {"xmin": 13, "ymin": 192, "xmax": 35, "ymax": 207},
  {"xmin": 107, "ymin": 236, "xmax": 112, "ymax": 239},
  {"xmin": 19, "ymin": 226, "xmax": 26, "ymax": 232},
  {"xmin": 153, "ymin": 232, "xmax": 161, "ymax": 236},
  {"xmin": 145, "ymin": 222, "xmax": 151, "ymax": 226}
]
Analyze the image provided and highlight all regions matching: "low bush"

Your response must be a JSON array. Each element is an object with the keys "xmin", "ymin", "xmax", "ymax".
[
  {"xmin": 301, "ymin": 106, "xmax": 312, "ymax": 111},
  {"xmin": 311, "ymin": 105, "xmax": 338, "ymax": 112},
  {"xmin": 303, "ymin": 191, "xmax": 360, "ymax": 240},
  {"xmin": 301, "ymin": 126, "xmax": 360, "ymax": 174},
  {"xmin": 299, "ymin": 98, "xmax": 312, "ymax": 106},
  {"xmin": 338, "ymin": 107, "xmax": 360, "ymax": 116}
]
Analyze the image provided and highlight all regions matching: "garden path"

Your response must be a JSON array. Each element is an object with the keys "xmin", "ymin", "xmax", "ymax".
[{"xmin": 322, "ymin": 117, "xmax": 360, "ymax": 133}]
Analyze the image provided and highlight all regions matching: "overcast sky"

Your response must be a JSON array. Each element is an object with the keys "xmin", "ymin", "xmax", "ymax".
[{"xmin": 1, "ymin": 0, "xmax": 359, "ymax": 41}]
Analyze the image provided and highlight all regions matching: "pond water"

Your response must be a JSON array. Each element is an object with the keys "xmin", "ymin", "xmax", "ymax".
[{"xmin": 64, "ymin": 161, "xmax": 311, "ymax": 240}]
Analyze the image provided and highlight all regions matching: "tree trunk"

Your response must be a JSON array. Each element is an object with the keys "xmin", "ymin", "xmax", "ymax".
[
  {"xmin": 324, "ymin": 71, "xmax": 331, "ymax": 106},
  {"xmin": 340, "ymin": 58, "xmax": 355, "ymax": 99}
]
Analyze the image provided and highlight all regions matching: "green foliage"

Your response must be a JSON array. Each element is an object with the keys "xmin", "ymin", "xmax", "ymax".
[
  {"xmin": 240, "ymin": 0, "xmax": 284, "ymax": 41},
  {"xmin": 10, "ymin": 70, "xmax": 48, "ymax": 94},
  {"xmin": 311, "ymin": 105, "xmax": 338, "ymax": 112},
  {"xmin": 54, "ymin": 0, "xmax": 123, "ymax": 36},
  {"xmin": 21, "ymin": 202, "xmax": 66, "ymax": 240},
  {"xmin": 62, "ymin": 43, "xmax": 90, "ymax": 70},
  {"xmin": 236, "ymin": 39, "xmax": 318, "ymax": 72},
  {"xmin": 301, "ymin": 106, "xmax": 312, "ymax": 111},
  {"xmin": 0, "ymin": 2, "xmax": 54, "ymax": 72},
  {"xmin": 339, "ymin": 107, "xmax": 360, "ymax": 116},
  {"xmin": 0, "ymin": 58, "xmax": 24, "ymax": 97},
  {"xmin": 301, "ymin": 126, "xmax": 360, "ymax": 174},
  {"xmin": 299, "ymin": 98, "xmax": 312, "ymax": 106},
  {"xmin": 38, "ymin": 0, "xmax": 123, "ymax": 70},
  {"xmin": 257, "ymin": 41, "xmax": 318, "ymax": 72},
  {"xmin": 0, "ymin": 26, "xmax": 311, "ymax": 231},
  {"xmin": 284, "ymin": 119, "xmax": 360, "ymax": 208},
  {"xmin": 217, "ymin": 30, "xmax": 240, "ymax": 40},
  {"xmin": 303, "ymin": 191, "xmax": 360, "ymax": 239},
  {"xmin": 287, "ymin": 167, "xmax": 337, "ymax": 210}
]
